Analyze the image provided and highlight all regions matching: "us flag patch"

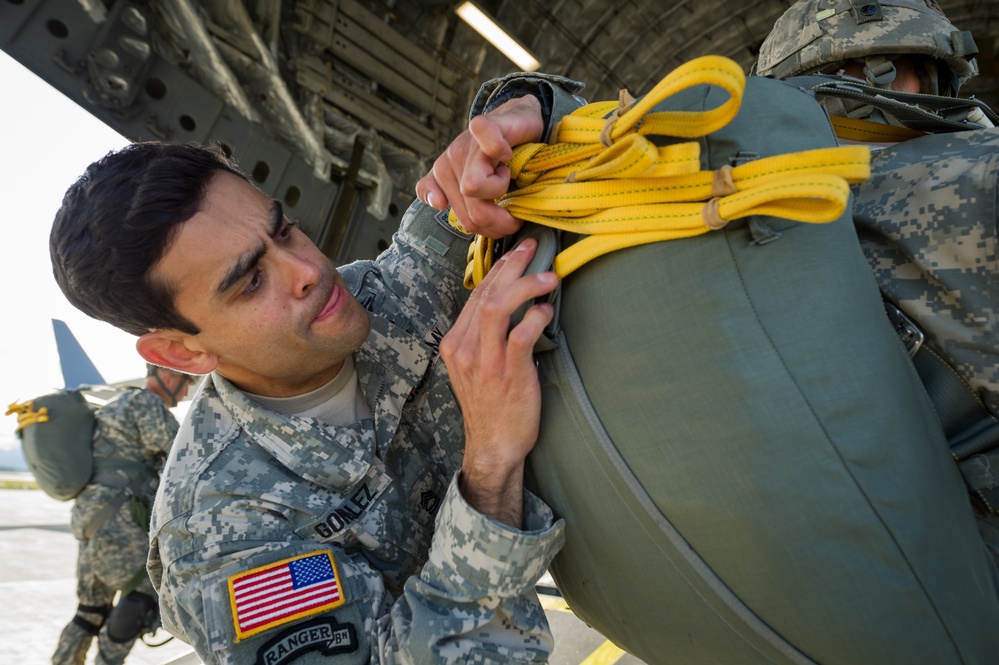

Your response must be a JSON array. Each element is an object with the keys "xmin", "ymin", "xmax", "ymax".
[{"xmin": 228, "ymin": 551, "xmax": 345, "ymax": 640}]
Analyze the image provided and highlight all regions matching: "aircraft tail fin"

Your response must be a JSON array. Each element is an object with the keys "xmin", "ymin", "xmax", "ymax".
[{"xmin": 52, "ymin": 319, "xmax": 106, "ymax": 389}]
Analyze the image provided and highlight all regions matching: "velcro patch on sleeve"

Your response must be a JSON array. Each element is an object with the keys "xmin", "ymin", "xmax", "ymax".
[{"xmin": 229, "ymin": 550, "xmax": 346, "ymax": 641}]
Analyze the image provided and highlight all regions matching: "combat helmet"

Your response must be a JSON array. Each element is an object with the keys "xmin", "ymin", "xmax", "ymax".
[
  {"xmin": 146, "ymin": 362, "xmax": 192, "ymax": 406},
  {"xmin": 754, "ymin": 0, "xmax": 979, "ymax": 96}
]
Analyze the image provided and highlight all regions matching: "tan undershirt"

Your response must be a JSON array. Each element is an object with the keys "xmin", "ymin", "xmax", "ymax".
[{"xmin": 245, "ymin": 355, "xmax": 371, "ymax": 425}]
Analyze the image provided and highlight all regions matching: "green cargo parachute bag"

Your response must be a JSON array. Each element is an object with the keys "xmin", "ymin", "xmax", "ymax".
[
  {"xmin": 6, "ymin": 390, "xmax": 96, "ymax": 501},
  {"xmin": 786, "ymin": 73, "xmax": 999, "ymax": 517},
  {"xmin": 455, "ymin": 56, "xmax": 999, "ymax": 664}
]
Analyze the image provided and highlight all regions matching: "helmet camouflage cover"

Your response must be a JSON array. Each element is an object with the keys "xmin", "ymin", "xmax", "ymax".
[{"xmin": 755, "ymin": 0, "xmax": 979, "ymax": 93}]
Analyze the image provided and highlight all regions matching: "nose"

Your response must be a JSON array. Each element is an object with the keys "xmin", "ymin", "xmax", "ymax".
[{"xmin": 277, "ymin": 246, "xmax": 322, "ymax": 299}]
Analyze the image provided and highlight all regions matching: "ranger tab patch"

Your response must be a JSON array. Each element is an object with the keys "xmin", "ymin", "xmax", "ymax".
[
  {"xmin": 229, "ymin": 551, "xmax": 345, "ymax": 641},
  {"xmin": 254, "ymin": 616, "xmax": 358, "ymax": 665}
]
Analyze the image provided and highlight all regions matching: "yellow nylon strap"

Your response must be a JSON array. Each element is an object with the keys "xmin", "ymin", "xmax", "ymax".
[
  {"xmin": 499, "ymin": 146, "xmax": 870, "ymax": 216},
  {"xmin": 509, "ymin": 133, "xmax": 701, "ymax": 188},
  {"xmin": 829, "ymin": 115, "xmax": 926, "ymax": 143},
  {"xmin": 515, "ymin": 174, "xmax": 853, "ymax": 276},
  {"xmin": 6, "ymin": 400, "xmax": 48, "ymax": 432},
  {"xmin": 446, "ymin": 208, "xmax": 472, "ymax": 236},
  {"xmin": 505, "ymin": 174, "xmax": 853, "ymax": 235},
  {"xmin": 555, "ymin": 55, "xmax": 746, "ymax": 143},
  {"xmin": 465, "ymin": 235, "xmax": 495, "ymax": 288},
  {"xmin": 459, "ymin": 55, "xmax": 871, "ymax": 289}
]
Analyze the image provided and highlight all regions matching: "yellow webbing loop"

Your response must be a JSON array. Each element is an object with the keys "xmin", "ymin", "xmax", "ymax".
[
  {"xmin": 458, "ymin": 55, "xmax": 871, "ymax": 289},
  {"xmin": 555, "ymin": 55, "xmax": 746, "ymax": 144},
  {"xmin": 465, "ymin": 234, "xmax": 495, "ymax": 287},
  {"xmin": 6, "ymin": 400, "xmax": 48, "ymax": 432}
]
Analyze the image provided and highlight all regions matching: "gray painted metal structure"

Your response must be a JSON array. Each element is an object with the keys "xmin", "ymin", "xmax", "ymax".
[{"xmin": 2, "ymin": 0, "xmax": 997, "ymax": 262}]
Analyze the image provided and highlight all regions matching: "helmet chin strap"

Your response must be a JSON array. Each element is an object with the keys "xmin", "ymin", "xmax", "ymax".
[
  {"xmin": 148, "ymin": 365, "xmax": 188, "ymax": 407},
  {"xmin": 862, "ymin": 55, "xmax": 949, "ymax": 97},
  {"xmin": 862, "ymin": 55, "xmax": 897, "ymax": 88},
  {"xmin": 924, "ymin": 64, "xmax": 943, "ymax": 96},
  {"xmin": 935, "ymin": 63, "xmax": 960, "ymax": 97}
]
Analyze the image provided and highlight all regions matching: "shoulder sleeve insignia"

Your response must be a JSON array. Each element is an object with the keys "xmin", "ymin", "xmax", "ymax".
[
  {"xmin": 229, "ymin": 550, "xmax": 346, "ymax": 641},
  {"xmin": 254, "ymin": 617, "xmax": 358, "ymax": 665}
]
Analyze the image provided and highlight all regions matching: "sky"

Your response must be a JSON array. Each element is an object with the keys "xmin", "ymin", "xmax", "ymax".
[{"xmin": 0, "ymin": 51, "xmax": 139, "ymax": 452}]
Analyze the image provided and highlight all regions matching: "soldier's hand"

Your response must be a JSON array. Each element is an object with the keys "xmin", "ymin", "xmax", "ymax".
[
  {"xmin": 416, "ymin": 95, "xmax": 544, "ymax": 238},
  {"xmin": 439, "ymin": 237, "xmax": 557, "ymax": 528}
]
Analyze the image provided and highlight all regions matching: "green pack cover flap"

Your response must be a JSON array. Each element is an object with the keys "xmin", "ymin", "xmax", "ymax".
[{"xmin": 526, "ymin": 76, "xmax": 999, "ymax": 664}]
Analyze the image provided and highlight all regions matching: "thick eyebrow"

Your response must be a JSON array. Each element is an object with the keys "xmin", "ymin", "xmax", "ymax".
[{"xmin": 214, "ymin": 200, "xmax": 284, "ymax": 297}]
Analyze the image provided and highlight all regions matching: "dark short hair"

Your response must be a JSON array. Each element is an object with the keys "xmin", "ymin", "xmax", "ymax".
[{"xmin": 50, "ymin": 142, "xmax": 247, "ymax": 337}]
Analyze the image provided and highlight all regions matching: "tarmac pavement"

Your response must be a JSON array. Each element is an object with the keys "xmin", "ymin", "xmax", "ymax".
[
  {"xmin": 0, "ymin": 485, "xmax": 195, "ymax": 664},
  {"xmin": 0, "ymin": 482, "xmax": 646, "ymax": 665}
]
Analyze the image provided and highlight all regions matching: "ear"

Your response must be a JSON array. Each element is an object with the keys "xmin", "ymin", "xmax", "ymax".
[{"xmin": 136, "ymin": 330, "xmax": 218, "ymax": 376}]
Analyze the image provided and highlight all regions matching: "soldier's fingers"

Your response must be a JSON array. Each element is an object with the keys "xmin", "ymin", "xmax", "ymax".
[
  {"xmin": 461, "ymin": 199, "xmax": 520, "ymax": 238},
  {"xmin": 508, "ymin": 302, "xmax": 555, "ymax": 356},
  {"xmin": 415, "ymin": 171, "xmax": 447, "ymax": 210},
  {"xmin": 474, "ymin": 273, "xmax": 558, "ymax": 352},
  {"xmin": 468, "ymin": 115, "xmax": 515, "ymax": 163},
  {"xmin": 445, "ymin": 238, "xmax": 537, "ymax": 345},
  {"xmin": 460, "ymin": 158, "xmax": 510, "ymax": 201}
]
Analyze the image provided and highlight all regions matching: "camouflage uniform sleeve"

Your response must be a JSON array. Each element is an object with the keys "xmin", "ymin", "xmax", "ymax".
[
  {"xmin": 153, "ymin": 473, "xmax": 564, "ymax": 665},
  {"xmin": 468, "ymin": 72, "xmax": 587, "ymax": 143},
  {"xmin": 387, "ymin": 473, "xmax": 566, "ymax": 663}
]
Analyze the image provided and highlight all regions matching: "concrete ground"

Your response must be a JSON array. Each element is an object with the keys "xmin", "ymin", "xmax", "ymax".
[
  {"xmin": 0, "ymin": 485, "xmax": 195, "ymax": 665},
  {"xmin": 0, "ymin": 483, "xmax": 645, "ymax": 665}
]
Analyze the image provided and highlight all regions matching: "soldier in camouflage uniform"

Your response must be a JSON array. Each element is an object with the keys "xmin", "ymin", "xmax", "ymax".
[
  {"xmin": 753, "ymin": 0, "xmax": 999, "ymax": 561},
  {"xmin": 48, "ymin": 81, "xmax": 583, "ymax": 664},
  {"xmin": 53, "ymin": 365, "xmax": 191, "ymax": 665}
]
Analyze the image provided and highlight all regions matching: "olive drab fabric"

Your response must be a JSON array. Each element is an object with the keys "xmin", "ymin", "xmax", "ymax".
[
  {"xmin": 522, "ymin": 75, "xmax": 999, "ymax": 664},
  {"xmin": 7, "ymin": 390, "xmax": 96, "ymax": 501}
]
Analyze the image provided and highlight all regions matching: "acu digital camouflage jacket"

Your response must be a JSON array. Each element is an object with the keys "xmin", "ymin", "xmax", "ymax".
[{"xmin": 147, "ymin": 201, "xmax": 566, "ymax": 665}]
